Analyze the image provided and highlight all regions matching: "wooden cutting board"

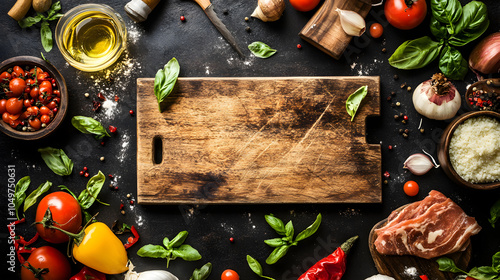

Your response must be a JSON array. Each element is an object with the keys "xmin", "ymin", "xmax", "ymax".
[
  {"xmin": 299, "ymin": 0, "xmax": 372, "ymax": 60},
  {"xmin": 136, "ymin": 77, "xmax": 381, "ymax": 204}
]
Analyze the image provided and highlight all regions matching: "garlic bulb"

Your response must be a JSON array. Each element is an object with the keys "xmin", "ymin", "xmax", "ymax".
[
  {"xmin": 336, "ymin": 8, "xmax": 366, "ymax": 36},
  {"xmin": 124, "ymin": 262, "xmax": 178, "ymax": 280},
  {"xmin": 251, "ymin": 0, "xmax": 285, "ymax": 22},
  {"xmin": 413, "ymin": 73, "xmax": 461, "ymax": 120},
  {"xmin": 403, "ymin": 153, "xmax": 439, "ymax": 175}
]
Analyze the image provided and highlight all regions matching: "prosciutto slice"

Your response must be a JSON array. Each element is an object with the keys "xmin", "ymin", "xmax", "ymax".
[{"xmin": 374, "ymin": 190, "xmax": 481, "ymax": 259}]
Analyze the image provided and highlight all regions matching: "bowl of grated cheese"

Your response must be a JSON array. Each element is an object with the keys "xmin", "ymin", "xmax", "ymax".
[{"xmin": 438, "ymin": 110, "xmax": 500, "ymax": 190}]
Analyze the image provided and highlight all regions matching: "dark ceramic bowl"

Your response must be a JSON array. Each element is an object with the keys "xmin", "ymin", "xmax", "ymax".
[
  {"xmin": 0, "ymin": 56, "xmax": 68, "ymax": 140},
  {"xmin": 438, "ymin": 110, "xmax": 500, "ymax": 190}
]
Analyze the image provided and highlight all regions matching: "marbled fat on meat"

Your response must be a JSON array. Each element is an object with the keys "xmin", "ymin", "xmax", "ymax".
[{"xmin": 374, "ymin": 190, "xmax": 481, "ymax": 259}]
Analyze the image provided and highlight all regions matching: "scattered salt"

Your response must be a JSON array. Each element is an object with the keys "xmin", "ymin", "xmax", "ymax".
[
  {"xmin": 403, "ymin": 266, "xmax": 418, "ymax": 277},
  {"xmin": 127, "ymin": 23, "xmax": 143, "ymax": 45}
]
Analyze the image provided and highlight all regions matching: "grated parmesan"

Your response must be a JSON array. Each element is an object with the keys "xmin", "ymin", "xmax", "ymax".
[{"xmin": 449, "ymin": 116, "xmax": 500, "ymax": 183}]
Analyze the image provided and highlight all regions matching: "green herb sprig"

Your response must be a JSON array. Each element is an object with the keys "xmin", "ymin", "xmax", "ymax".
[
  {"xmin": 71, "ymin": 116, "xmax": 110, "ymax": 139},
  {"xmin": 489, "ymin": 199, "xmax": 500, "ymax": 228},
  {"xmin": 24, "ymin": 181, "xmax": 52, "ymax": 212},
  {"xmin": 247, "ymin": 255, "xmax": 275, "ymax": 280},
  {"xmin": 190, "ymin": 262, "xmax": 212, "ymax": 280},
  {"xmin": 437, "ymin": 251, "xmax": 500, "ymax": 280},
  {"xmin": 18, "ymin": 1, "xmax": 63, "ymax": 52},
  {"xmin": 346, "ymin": 85, "xmax": 368, "ymax": 122},
  {"xmin": 264, "ymin": 213, "xmax": 322, "ymax": 264},
  {"xmin": 389, "ymin": 0, "xmax": 489, "ymax": 80},
  {"xmin": 154, "ymin": 58, "xmax": 180, "ymax": 112},
  {"xmin": 137, "ymin": 231, "xmax": 202, "ymax": 267},
  {"xmin": 248, "ymin": 42, "xmax": 277, "ymax": 58},
  {"xmin": 14, "ymin": 176, "xmax": 30, "ymax": 220},
  {"xmin": 38, "ymin": 147, "xmax": 73, "ymax": 176}
]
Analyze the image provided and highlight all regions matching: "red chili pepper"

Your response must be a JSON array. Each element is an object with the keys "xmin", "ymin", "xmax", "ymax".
[
  {"xmin": 298, "ymin": 236, "xmax": 358, "ymax": 280},
  {"xmin": 124, "ymin": 226, "xmax": 140, "ymax": 249},
  {"xmin": 70, "ymin": 266, "xmax": 106, "ymax": 280},
  {"xmin": 419, "ymin": 275, "xmax": 429, "ymax": 280}
]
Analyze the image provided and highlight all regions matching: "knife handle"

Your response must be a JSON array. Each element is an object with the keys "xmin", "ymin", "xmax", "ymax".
[
  {"xmin": 194, "ymin": 0, "xmax": 211, "ymax": 10},
  {"xmin": 125, "ymin": 0, "xmax": 162, "ymax": 22}
]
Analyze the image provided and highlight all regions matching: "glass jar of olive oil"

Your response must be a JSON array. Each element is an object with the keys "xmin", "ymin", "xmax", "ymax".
[{"xmin": 55, "ymin": 4, "xmax": 127, "ymax": 72}]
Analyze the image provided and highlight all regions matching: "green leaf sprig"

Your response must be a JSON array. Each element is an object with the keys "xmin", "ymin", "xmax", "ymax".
[
  {"xmin": 14, "ymin": 176, "xmax": 30, "ymax": 220},
  {"xmin": 247, "ymin": 255, "xmax": 275, "ymax": 280},
  {"xmin": 190, "ymin": 262, "xmax": 212, "ymax": 280},
  {"xmin": 248, "ymin": 42, "xmax": 277, "ymax": 58},
  {"xmin": 388, "ymin": 0, "xmax": 489, "ymax": 80},
  {"xmin": 437, "ymin": 251, "xmax": 500, "ymax": 280},
  {"xmin": 38, "ymin": 147, "xmax": 73, "ymax": 176},
  {"xmin": 154, "ymin": 58, "xmax": 180, "ymax": 112},
  {"xmin": 489, "ymin": 199, "xmax": 500, "ymax": 228},
  {"xmin": 24, "ymin": 181, "xmax": 52, "ymax": 212},
  {"xmin": 18, "ymin": 1, "xmax": 63, "ymax": 52},
  {"xmin": 137, "ymin": 231, "xmax": 202, "ymax": 268},
  {"xmin": 71, "ymin": 116, "xmax": 111, "ymax": 139},
  {"xmin": 264, "ymin": 213, "xmax": 322, "ymax": 264},
  {"xmin": 346, "ymin": 85, "xmax": 368, "ymax": 122}
]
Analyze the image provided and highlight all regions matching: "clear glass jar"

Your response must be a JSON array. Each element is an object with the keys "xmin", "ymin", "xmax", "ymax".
[{"xmin": 55, "ymin": 4, "xmax": 127, "ymax": 72}]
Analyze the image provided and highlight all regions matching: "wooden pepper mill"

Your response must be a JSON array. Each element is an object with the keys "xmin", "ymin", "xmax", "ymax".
[
  {"xmin": 8, "ymin": 0, "xmax": 33, "ymax": 21},
  {"xmin": 124, "ymin": 0, "xmax": 162, "ymax": 22}
]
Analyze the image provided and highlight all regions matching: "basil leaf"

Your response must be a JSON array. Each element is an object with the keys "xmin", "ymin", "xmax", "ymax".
[
  {"xmin": 346, "ymin": 85, "xmax": 368, "ymax": 122},
  {"xmin": 489, "ymin": 199, "xmax": 500, "ymax": 228},
  {"xmin": 137, "ymin": 244, "xmax": 169, "ymax": 258},
  {"xmin": 248, "ymin": 42, "xmax": 277, "ymax": 58},
  {"xmin": 58, "ymin": 185, "xmax": 77, "ymax": 200},
  {"xmin": 72, "ymin": 116, "xmax": 110, "ymax": 139},
  {"xmin": 154, "ymin": 57, "xmax": 180, "ymax": 112},
  {"xmin": 40, "ymin": 21, "xmax": 53, "ymax": 52},
  {"xmin": 18, "ymin": 15, "xmax": 44, "ymax": 28},
  {"xmin": 449, "ymin": 1, "xmax": 489, "ymax": 47},
  {"xmin": 247, "ymin": 255, "xmax": 264, "ymax": 276},
  {"xmin": 168, "ymin": 231, "xmax": 188, "ymax": 249},
  {"xmin": 24, "ymin": 181, "xmax": 51, "ymax": 212},
  {"xmin": 264, "ymin": 238, "xmax": 287, "ymax": 248},
  {"xmin": 14, "ymin": 176, "xmax": 30, "ymax": 220},
  {"xmin": 171, "ymin": 244, "xmax": 202, "ymax": 261},
  {"xmin": 265, "ymin": 245, "xmax": 290, "ymax": 265},
  {"xmin": 389, "ymin": 36, "xmax": 442, "ymax": 70},
  {"xmin": 468, "ymin": 267, "xmax": 498, "ymax": 280},
  {"xmin": 265, "ymin": 214, "xmax": 286, "ymax": 236},
  {"xmin": 295, "ymin": 213, "xmax": 322, "ymax": 242},
  {"xmin": 492, "ymin": 252, "xmax": 500, "ymax": 272},
  {"xmin": 285, "ymin": 220, "xmax": 294, "ymax": 239},
  {"xmin": 48, "ymin": 13, "xmax": 63, "ymax": 21},
  {"xmin": 430, "ymin": 16, "xmax": 449, "ymax": 39},
  {"xmin": 190, "ymin": 262, "xmax": 212, "ymax": 280},
  {"xmin": 430, "ymin": 0, "xmax": 462, "ymax": 35},
  {"xmin": 163, "ymin": 237, "xmax": 170, "ymax": 248},
  {"xmin": 77, "ymin": 171, "xmax": 109, "ymax": 209},
  {"xmin": 439, "ymin": 45, "xmax": 468, "ymax": 80},
  {"xmin": 38, "ymin": 147, "xmax": 73, "ymax": 176},
  {"xmin": 437, "ymin": 257, "xmax": 467, "ymax": 273},
  {"xmin": 47, "ymin": 1, "xmax": 62, "ymax": 18}
]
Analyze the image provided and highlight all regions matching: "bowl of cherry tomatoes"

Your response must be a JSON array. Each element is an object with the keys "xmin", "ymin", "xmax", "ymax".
[{"xmin": 0, "ymin": 56, "xmax": 68, "ymax": 140}]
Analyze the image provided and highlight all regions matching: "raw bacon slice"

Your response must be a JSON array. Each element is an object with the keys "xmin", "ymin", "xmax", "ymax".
[{"xmin": 374, "ymin": 190, "xmax": 481, "ymax": 259}]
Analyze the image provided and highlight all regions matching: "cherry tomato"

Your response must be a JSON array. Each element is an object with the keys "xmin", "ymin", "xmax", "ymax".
[
  {"xmin": 13, "ymin": 66, "xmax": 25, "ymax": 77},
  {"xmin": 0, "ymin": 99, "xmax": 6, "ymax": 114},
  {"xmin": 9, "ymin": 78, "xmax": 27, "ymax": 97},
  {"xmin": 30, "ymin": 87, "xmax": 40, "ymax": 99},
  {"xmin": 25, "ymin": 78, "xmax": 34, "ymax": 86},
  {"xmin": 404, "ymin": 180, "xmax": 419, "ymax": 196},
  {"xmin": 39, "ymin": 106, "xmax": 51, "ymax": 115},
  {"xmin": 37, "ymin": 72, "xmax": 50, "ymax": 81},
  {"xmin": 47, "ymin": 101, "xmax": 57, "ymax": 110},
  {"xmin": 2, "ymin": 112, "xmax": 11, "ymax": 123},
  {"xmin": 369, "ymin": 23, "xmax": 384, "ymax": 38},
  {"xmin": 0, "ymin": 71, "xmax": 11, "ymax": 81},
  {"xmin": 289, "ymin": 0, "xmax": 320, "ymax": 12},
  {"xmin": 384, "ymin": 0, "xmax": 427, "ymax": 30},
  {"xmin": 6, "ymin": 98, "xmax": 23, "ymax": 114},
  {"xmin": 39, "ymin": 81, "xmax": 53, "ymax": 94},
  {"xmin": 9, "ymin": 118, "xmax": 21, "ymax": 128},
  {"xmin": 40, "ymin": 114, "xmax": 51, "ymax": 124},
  {"xmin": 29, "ymin": 118, "xmax": 42, "ymax": 130},
  {"xmin": 20, "ymin": 246, "xmax": 71, "ymax": 280},
  {"xmin": 26, "ymin": 106, "xmax": 39, "ymax": 117},
  {"xmin": 221, "ymin": 269, "xmax": 239, "ymax": 280},
  {"xmin": 30, "ymin": 67, "xmax": 41, "ymax": 77},
  {"xmin": 23, "ymin": 99, "xmax": 32, "ymax": 108},
  {"xmin": 52, "ymin": 97, "xmax": 61, "ymax": 104},
  {"xmin": 53, "ymin": 89, "xmax": 60, "ymax": 97},
  {"xmin": 35, "ymin": 192, "xmax": 83, "ymax": 243}
]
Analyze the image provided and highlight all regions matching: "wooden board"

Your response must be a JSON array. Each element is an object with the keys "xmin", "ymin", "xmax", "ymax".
[
  {"xmin": 136, "ymin": 77, "xmax": 381, "ymax": 204},
  {"xmin": 299, "ymin": 0, "xmax": 372, "ymax": 60},
  {"xmin": 369, "ymin": 205, "xmax": 472, "ymax": 279}
]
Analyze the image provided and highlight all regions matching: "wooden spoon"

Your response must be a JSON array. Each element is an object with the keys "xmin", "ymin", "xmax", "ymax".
[{"xmin": 465, "ymin": 78, "xmax": 500, "ymax": 111}]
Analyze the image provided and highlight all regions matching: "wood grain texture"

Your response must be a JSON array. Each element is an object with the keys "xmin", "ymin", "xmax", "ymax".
[
  {"xmin": 369, "ymin": 205, "xmax": 472, "ymax": 280},
  {"xmin": 137, "ymin": 77, "xmax": 381, "ymax": 204},
  {"xmin": 299, "ymin": 0, "xmax": 372, "ymax": 60}
]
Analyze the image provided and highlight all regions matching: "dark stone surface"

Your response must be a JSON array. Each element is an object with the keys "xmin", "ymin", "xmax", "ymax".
[{"xmin": 1, "ymin": 0, "xmax": 499, "ymax": 279}]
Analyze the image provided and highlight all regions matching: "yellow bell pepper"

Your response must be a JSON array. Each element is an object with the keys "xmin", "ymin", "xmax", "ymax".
[{"xmin": 72, "ymin": 222, "xmax": 128, "ymax": 274}]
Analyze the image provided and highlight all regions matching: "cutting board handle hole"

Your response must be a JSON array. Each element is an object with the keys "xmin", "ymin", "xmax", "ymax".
[{"xmin": 153, "ymin": 136, "xmax": 163, "ymax": 164}]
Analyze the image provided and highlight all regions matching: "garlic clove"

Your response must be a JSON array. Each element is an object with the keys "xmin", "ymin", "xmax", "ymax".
[
  {"xmin": 336, "ymin": 8, "xmax": 366, "ymax": 37},
  {"xmin": 251, "ymin": 0, "xmax": 285, "ymax": 22},
  {"xmin": 403, "ymin": 153, "xmax": 437, "ymax": 175}
]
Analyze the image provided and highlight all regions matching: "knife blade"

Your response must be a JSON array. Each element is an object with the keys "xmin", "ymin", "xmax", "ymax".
[{"xmin": 194, "ymin": 0, "xmax": 244, "ymax": 58}]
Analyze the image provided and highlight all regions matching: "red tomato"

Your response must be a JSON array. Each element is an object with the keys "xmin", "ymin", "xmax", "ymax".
[
  {"xmin": 30, "ymin": 67, "xmax": 42, "ymax": 77},
  {"xmin": 53, "ymin": 89, "xmax": 60, "ymax": 97},
  {"xmin": 384, "ymin": 0, "xmax": 427, "ymax": 30},
  {"xmin": 13, "ymin": 66, "xmax": 25, "ymax": 77},
  {"xmin": 9, "ymin": 118, "xmax": 21, "ymax": 128},
  {"xmin": 30, "ymin": 87, "xmax": 40, "ymax": 99},
  {"xmin": 20, "ymin": 246, "xmax": 71, "ymax": 280},
  {"xmin": 26, "ymin": 106, "xmax": 39, "ymax": 117},
  {"xmin": 25, "ymin": 78, "xmax": 35, "ymax": 86},
  {"xmin": 2, "ymin": 112, "xmax": 11, "ymax": 123},
  {"xmin": 40, "ymin": 114, "xmax": 51, "ymax": 124},
  {"xmin": 23, "ymin": 99, "xmax": 32, "ymax": 108},
  {"xmin": 289, "ymin": 0, "xmax": 320, "ymax": 12},
  {"xmin": 0, "ymin": 99, "xmax": 6, "ymax": 114},
  {"xmin": 39, "ymin": 106, "xmax": 51, "ymax": 115},
  {"xmin": 221, "ymin": 269, "xmax": 239, "ymax": 280},
  {"xmin": 404, "ymin": 181, "xmax": 419, "ymax": 196},
  {"xmin": 29, "ymin": 118, "xmax": 42, "ymax": 130},
  {"xmin": 35, "ymin": 192, "xmax": 83, "ymax": 243},
  {"xmin": 9, "ymin": 78, "xmax": 26, "ymax": 97},
  {"xmin": 369, "ymin": 23, "xmax": 384, "ymax": 38},
  {"xmin": 37, "ymin": 72, "xmax": 49, "ymax": 81},
  {"xmin": 47, "ymin": 101, "xmax": 57, "ymax": 110},
  {"xmin": 39, "ymin": 81, "xmax": 53, "ymax": 94},
  {"xmin": 0, "ymin": 71, "xmax": 11, "ymax": 81},
  {"xmin": 6, "ymin": 98, "xmax": 23, "ymax": 114}
]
